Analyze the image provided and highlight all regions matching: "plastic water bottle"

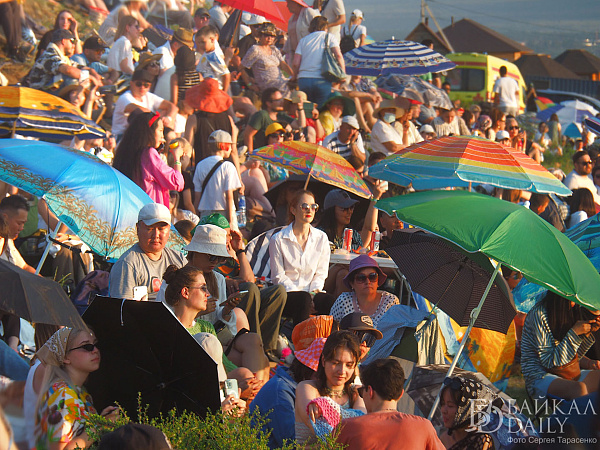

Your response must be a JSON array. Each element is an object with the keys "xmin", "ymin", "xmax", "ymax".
[{"xmin": 237, "ymin": 196, "xmax": 247, "ymax": 228}]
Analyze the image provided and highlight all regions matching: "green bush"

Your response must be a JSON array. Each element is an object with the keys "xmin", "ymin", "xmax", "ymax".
[{"xmin": 86, "ymin": 399, "xmax": 346, "ymax": 450}]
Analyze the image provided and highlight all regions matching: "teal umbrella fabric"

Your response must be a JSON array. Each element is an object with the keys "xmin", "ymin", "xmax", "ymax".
[
  {"xmin": 376, "ymin": 190, "xmax": 600, "ymax": 310},
  {"xmin": 0, "ymin": 139, "xmax": 186, "ymax": 262}
]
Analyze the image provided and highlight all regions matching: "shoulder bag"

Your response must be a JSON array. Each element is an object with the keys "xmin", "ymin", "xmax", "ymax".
[{"xmin": 321, "ymin": 33, "xmax": 346, "ymax": 82}]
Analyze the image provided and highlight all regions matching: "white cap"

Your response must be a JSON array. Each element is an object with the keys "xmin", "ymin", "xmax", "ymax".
[
  {"xmin": 138, "ymin": 203, "xmax": 171, "ymax": 226},
  {"xmin": 208, "ymin": 130, "xmax": 233, "ymax": 144},
  {"xmin": 495, "ymin": 130, "xmax": 510, "ymax": 140},
  {"xmin": 244, "ymin": 13, "xmax": 266, "ymax": 25},
  {"xmin": 351, "ymin": 9, "xmax": 363, "ymax": 19},
  {"xmin": 194, "ymin": 332, "xmax": 227, "ymax": 382},
  {"xmin": 420, "ymin": 124, "xmax": 435, "ymax": 135},
  {"xmin": 342, "ymin": 115, "xmax": 360, "ymax": 129}
]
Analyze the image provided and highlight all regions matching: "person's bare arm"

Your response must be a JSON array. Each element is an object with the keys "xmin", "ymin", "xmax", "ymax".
[
  {"xmin": 158, "ymin": 99, "xmax": 178, "ymax": 124},
  {"xmin": 291, "ymin": 53, "xmax": 302, "ymax": 81},
  {"xmin": 221, "ymin": 72, "xmax": 231, "ymax": 95},
  {"xmin": 225, "ymin": 189, "xmax": 236, "ymax": 227},
  {"xmin": 280, "ymin": 59, "xmax": 294, "ymax": 78},
  {"xmin": 184, "ymin": 114, "xmax": 197, "ymax": 148},
  {"xmin": 119, "ymin": 57, "xmax": 133, "ymax": 75},
  {"xmin": 58, "ymin": 64, "xmax": 83, "ymax": 79},
  {"xmin": 123, "ymin": 102, "xmax": 151, "ymax": 114},
  {"xmin": 230, "ymin": 230, "xmax": 256, "ymax": 283},
  {"xmin": 332, "ymin": 46, "xmax": 345, "ymax": 73},
  {"xmin": 170, "ymin": 72, "xmax": 178, "ymax": 104},
  {"xmin": 382, "ymin": 141, "xmax": 405, "ymax": 154},
  {"xmin": 243, "ymin": 124, "xmax": 258, "ymax": 153},
  {"xmin": 359, "ymin": 33, "xmax": 366, "ymax": 47},
  {"xmin": 327, "ymin": 13, "xmax": 346, "ymax": 28},
  {"xmin": 81, "ymin": 82, "xmax": 98, "ymax": 120},
  {"xmin": 360, "ymin": 184, "xmax": 385, "ymax": 247}
]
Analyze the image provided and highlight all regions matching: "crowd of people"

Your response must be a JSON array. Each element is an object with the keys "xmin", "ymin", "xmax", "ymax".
[{"xmin": 0, "ymin": 0, "xmax": 600, "ymax": 448}]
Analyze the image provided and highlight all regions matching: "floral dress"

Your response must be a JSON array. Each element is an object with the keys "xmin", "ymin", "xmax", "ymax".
[
  {"xmin": 241, "ymin": 45, "xmax": 290, "ymax": 97},
  {"xmin": 35, "ymin": 380, "xmax": 96, "ymax": 449}
]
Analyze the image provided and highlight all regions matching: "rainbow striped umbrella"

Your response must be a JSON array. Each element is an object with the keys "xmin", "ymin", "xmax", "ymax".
[
  {"xmin": 249, "ymin": 141, "xmax": 371, "ymax": 198},
  {"xmin": 0, "ymin": 86, "xmax": 105, "ymax": 141},
  {"xmin": 369, "ymin": 136, "xmax": 571, "ymax": 195}
]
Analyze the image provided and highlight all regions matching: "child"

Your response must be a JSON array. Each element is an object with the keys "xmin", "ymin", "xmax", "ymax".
[
  {"xmin": 193, "ymin": 130, "xmax": 241, "ymax": 228},
  {"xmin": 195, "ymin": 25, "xmax": 230, "ymax": 93}
]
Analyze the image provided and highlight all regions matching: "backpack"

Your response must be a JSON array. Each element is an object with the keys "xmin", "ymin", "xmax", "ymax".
[{"xmin": 340, "ymin": 25, "xmax": 359, "ymax": 54}]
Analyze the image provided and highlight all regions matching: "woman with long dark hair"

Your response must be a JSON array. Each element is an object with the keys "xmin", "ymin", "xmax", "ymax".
[
  {"xmin": 35, "ymin": 10, "xmax": 83, "ymax": 61},
  {"xmin": 294, "ymin": 331, "xmax": 364, "ymax": 444},
  {"xmin": 567, "ymin": 188, "xmax": 596, "ymax": 229},
  {"xmin": 521, "ymin": 291, "xmax": 600, "ymax": 400},
  {"xmin": 112, "ymin": 112, "xmax": 184, "ymax": 207}
]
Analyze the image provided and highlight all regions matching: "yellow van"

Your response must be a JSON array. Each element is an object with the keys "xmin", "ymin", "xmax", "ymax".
[{"xmin": 444, "ymin": 53, "xmax": 526, "ymax": 112}]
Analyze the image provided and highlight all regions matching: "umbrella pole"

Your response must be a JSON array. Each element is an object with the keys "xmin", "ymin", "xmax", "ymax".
[
  {"xmin": 427, "ymin": 262, "xmax": 502, "ymax": 420},
  {"xmin": 303, "ymin": 174, "xmax": 311, "ymax": 190},
  {"xmin": 36, "ymin": 220, "xmax": 63, "ymax": 275}
]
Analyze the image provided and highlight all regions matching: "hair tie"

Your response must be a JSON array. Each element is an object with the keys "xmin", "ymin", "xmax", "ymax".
[{"xmin": 148, "ymin": 112, "xmax": 161, "ymax": 127}]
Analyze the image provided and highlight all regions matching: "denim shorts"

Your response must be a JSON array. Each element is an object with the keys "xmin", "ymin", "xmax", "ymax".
[{"xmin": 530, "ymin": 370, "xmax": 591, "ymax": 399}]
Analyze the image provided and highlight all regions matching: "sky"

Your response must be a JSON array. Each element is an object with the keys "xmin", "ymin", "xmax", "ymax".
[{"xmin": 341, "ymin": 0, "xmax": 600, "ymax": 58}]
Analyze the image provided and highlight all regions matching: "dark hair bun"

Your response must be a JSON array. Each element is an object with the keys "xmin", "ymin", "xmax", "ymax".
[{"xmin": 162, "ymin": 265, "xmax": 179, "ymax": 283}]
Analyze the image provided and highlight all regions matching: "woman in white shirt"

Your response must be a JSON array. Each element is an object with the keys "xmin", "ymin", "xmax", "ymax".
[
  {"xmin": 269, "ymin": 189, "xmax": 330, "ymax": 325},
  {"xmin": 107, "ymin": 15, "xmax": 141, "ymax": 75},
  {"xmin": 370, "ymin": 99, "xmax": 407, "ymax": 156}
]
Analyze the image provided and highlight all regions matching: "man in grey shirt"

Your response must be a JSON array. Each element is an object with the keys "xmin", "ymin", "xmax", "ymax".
[{"xmin": 109, "ymin": 203, "xmax": 186, "ymax": 300}]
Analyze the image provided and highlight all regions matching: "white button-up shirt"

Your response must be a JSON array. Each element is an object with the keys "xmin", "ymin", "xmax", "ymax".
[{"xmin": 269, "ymin": 223, "xmax": 330, "ymax": 292}]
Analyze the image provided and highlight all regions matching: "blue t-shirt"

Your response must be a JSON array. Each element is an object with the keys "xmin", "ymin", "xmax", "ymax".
[
  {"xmin": 71, "ymin": 53, "xmax": 110, "ymax": 75},
  {"xmin": 250, "ymin": 366, "xmax": 297, "ymax": 448}
]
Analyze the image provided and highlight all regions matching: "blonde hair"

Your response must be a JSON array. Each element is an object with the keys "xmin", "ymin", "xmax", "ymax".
[{"xmin": 115, "ymin": 15, "xmax": 138, "ymax": 40}]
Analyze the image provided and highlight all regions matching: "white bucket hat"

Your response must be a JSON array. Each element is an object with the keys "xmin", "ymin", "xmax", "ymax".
[{"xmin": 184, "ymin": 224, "xmax": 230, "ymax": 258}]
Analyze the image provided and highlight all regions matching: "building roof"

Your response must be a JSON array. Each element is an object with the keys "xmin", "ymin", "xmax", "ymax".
[
  {"xmin": 554, "ymin": 49, "xmax": 600, "ymax": 76},
  {"xmin": 514, "ymin": 54, "xmax": 581, "ymax": 79},
  {"xmin": 440, "ymin": 18, "xmax": 532, "ymax": 54},
  {"xmin": 405, "ymin": 22, "xmax": 452, "ymax": 54}
]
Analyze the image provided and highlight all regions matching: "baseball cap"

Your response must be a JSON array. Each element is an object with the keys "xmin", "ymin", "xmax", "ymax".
[
  {"xmin": 265, "ymin": 122, "xmax": 284, "ymax": 137},
  {"xmin": 131, "ymin": 69, "xmax": 155, "ymax": 84},
  {"xmin": 351, "ymin": 9, "xmax": 363, "ymax": 19},
  {"xmin": 194, "ymin": 7, "xmax": 210, "ymax": 18},
  {"xmin": 83, "ymin": 36, "xmax": 109, "ymax": 50},
  {"xmin": 340, "ymin": 312, "xmax": 383, "ymax": 340},
  {"xmin": 208, "ymin": 130, "xmax": 233, "ymax": 144},
  {"xmin": 495, "ymin": 130, "xmax": 510, "ymax": 141},
  {"xmin": 420, "ymin": 124, "xmax": 435, "ymax": 134},
  {"xmin": 342, "ymin": 115, "xmax": 359, "ymax": 129},
  {"xmin": 244, "ymin": 13, "xmax": 267, "ymax": 25},
  {"xmin": 138, "ymin": 203, "xmax": 171, "ymax": 226},
  {"xmin": 323, "ymin": 189, "xmax": 359, "ymax": 210},
  {"xmin": 52, "ymin": 29, "xmax": 75, "ymax": 43}
]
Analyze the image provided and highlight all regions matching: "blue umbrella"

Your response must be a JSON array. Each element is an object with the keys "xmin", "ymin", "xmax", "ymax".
[
  {"xmin": 537, "ymin": 100, "xmax": 598, "ymax": 126},
  {"xmin": 513, "ymin": 212, "xmax": 600, "ymax": 313},
  {"xmin": 344, "ymin": 40, "xmax": 456, "ymax": 77},
  {"xmin": 0, "ymin": 139, "xmax": 185, "ymax": 262},
  {"xmin": 584, "ymin": 116, "xmax": 600, "ymax": 136},
  {"xmin": 375, "ymin": 74, "xmax": 453, "ymax": 109}
]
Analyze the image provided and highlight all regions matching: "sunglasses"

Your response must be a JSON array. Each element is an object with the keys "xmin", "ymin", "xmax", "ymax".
[
  {"xmin": 353, "ymin": 272, "xmax": 378, "ymax": 284},
  {"xmin": 508, "ymin": 126, "xmax": 519, "ymax": 131},
  {"xmin": 209, "ymin": 254, "xmax": 229, "ymax": 264},
  {"xmin": 351, "ymin": 330, "xmax": 377, "ymax": 347},
  {"xmin": 188, "ymin": 284, "xmax": 210, "ymax": 294},
  {"xmin": 268, "ymin": 131, "xmax": 285, "ymax": 139},
  {"xmin": 579, "ymin": 160, "xmax": 593, "ymax": 165},
  {"xmin": 69, "ymin": 38, "xmax": 76, "ymax": 44},
  {"xmin": 70, "ymin": 342, "xmax": 99, "ymax": 353},
  {"xmin": 357, "ymin": 385, "xmax": 366, "ymax": 398},
  {"xmin": 300, "ymin": 203, "xmax": 319, "ymax": 212},
  {"xmin": 262, "ymin": 33, "xmax": 276, "ymax": 37},
  {"xmin": 134, "ymin": 81, "xmax": 151, "ymax": 88},
  {"xmin": 339, "ymin": 205, "xmax": 355, "ymax": 212}
]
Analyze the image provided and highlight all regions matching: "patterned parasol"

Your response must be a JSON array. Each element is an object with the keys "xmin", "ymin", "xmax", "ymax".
[
  {"xmin": 0, "ymin": 86, "xmax": 106, "ymax": 141},
  {"xmin": 0, "ymin": 139, "xmax": 185, "ymax": 262},
  {"xmin": 369, "ymin": 135, "xmax": 572, "ymax": 195},
  {"xmin": 344, "ymin": 40, "xmax": 456, "ymax": 77},
  {"xmin": 249, "ymin": 141, "xmax": 372, "ymax": 198}
]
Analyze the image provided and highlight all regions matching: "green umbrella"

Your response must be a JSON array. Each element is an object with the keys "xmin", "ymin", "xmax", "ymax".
[
  {"xmin": 376, "ymin": 190, "xmax": 600, "ymax": 419},
  {"xmin": 377, "ymin": 190, "xmax": 600, "ymax": 310}
]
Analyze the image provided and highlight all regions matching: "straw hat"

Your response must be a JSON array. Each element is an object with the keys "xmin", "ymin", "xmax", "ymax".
[
  {"xmin": 374, "ymin": 99, "xmax": 405, "ymax": 120},
  {"xmin": 137, "ymin": 52, "xmax": 162, "ymax": 70},
  {"xmin": 185, "ymin": 78, "xmax": 233, "ymax": 113},
  {"xmin": 172, "ymin": 28, "xmax": 194, "ymax": 47}
]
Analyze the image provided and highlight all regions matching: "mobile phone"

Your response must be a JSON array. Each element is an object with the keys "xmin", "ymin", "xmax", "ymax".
[
  {"xmin": 223, "ymin": 378, "xmax": 239, "ymax": 399},
  {"xmin": 80, "ymin": 69, "xmax": 89, "ymax": 82},
  {"xmin": 133, "ymin": 285, "xmax": 148, "ymax": 300}
]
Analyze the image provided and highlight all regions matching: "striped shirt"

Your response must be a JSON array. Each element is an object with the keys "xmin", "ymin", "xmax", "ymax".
[
  {"xmin": 521, "ymin": 301, "xmax": 595, "ymax": 396},
  {"xmin": 322, "ymin": 131, "xmax": 365, "ymax": 160}
]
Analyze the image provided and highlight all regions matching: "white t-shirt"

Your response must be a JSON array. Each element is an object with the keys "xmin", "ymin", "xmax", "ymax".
[
  {"xmin": 296, "ymin": 31, "xmax": 340, "ymax": 79},
  {"xmin": 154, "ymin": 65, "xmax": 175, "ymax": 101},
  {"xmin": 153, "ymin": 41, "xmax": 174, "ymax": 70},
  {"xmin": 193, "ymin": 155, "xmax": 242, "ymax": 212},
  {"xmin": 371, "ymin": 119, "xmax": 403, "ymax": 156},
  {"xmin": 321, "ymin": 0, "xmax": 345, "ymax": 40},
  {"xmin": 112, "ymin": 91, "xmax": 165, "ymax": 136},
  {"xmin": 107, "ymin": 36, "xmax": 134, "ymax": 73},
  {"xmin": 493, "ymin": 76, "xmax": 519, "ymax": 108},
  {"xmin": 342, "ymin": 24, "xmax": 366, "ymax": 47}
]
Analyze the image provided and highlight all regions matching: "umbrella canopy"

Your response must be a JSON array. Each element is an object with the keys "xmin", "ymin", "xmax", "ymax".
[
  {"xmin": 83, "ymin": 296, "xmax": 221, "ymax": 418},
  {"xmin": 584, "ymin": 116, "xmax": 600, "ymax": 136},
  {"xmin": 344, "ymin": 40, "xmax": 456, "ymax": 77},
  {"xmin": 219, "ymin": 0, "xmax": 285, "ymax": 26},
  {"xmin": 375, "ymin": 74, "xmax": 453, "ymax": 109},
  {"xmin": 368, "ymin": 135, "xmax": 572, "ymax": 195},
  {"xmin": 376, "ymin": 190, "xmax": 600, "ymax": 310},
  {"xmin": 249, "ymin": 141, "xmax": 372, "ymax": 198},
  {"xmin": 385, "ymin": 230, "xmax": 516, "ymax": 333},
  {"xmin": 0, "ymin": 86, "xmax": 105, "ymax": 141},
  {"xmin": 0, "ymin": 259, "xmax": 86, "ymax": 328},
  {"xmin": 513, "ymin": 212, "xmax": 600, "ymax": 313},
  {"xmin": 0, "ymin": 139, "xmax": 186, "ymax": 262},
  {"xmin": 537, "ymin": 100, "xmax": 599, "ymax": 128}
]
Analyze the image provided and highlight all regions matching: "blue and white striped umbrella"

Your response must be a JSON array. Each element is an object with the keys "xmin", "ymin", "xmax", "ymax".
[
  {"xmin": 584, "ymin": 116, "xmax": 600, "ymax": 136},
  {"xmin": 344, "ymin": 40, "xmax": 456, "ymax": 76}
]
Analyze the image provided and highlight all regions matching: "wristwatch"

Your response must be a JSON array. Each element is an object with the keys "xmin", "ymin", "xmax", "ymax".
[{"xmin": 235, "ymin": 248, "xmax": 247, "ymax": 256}]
